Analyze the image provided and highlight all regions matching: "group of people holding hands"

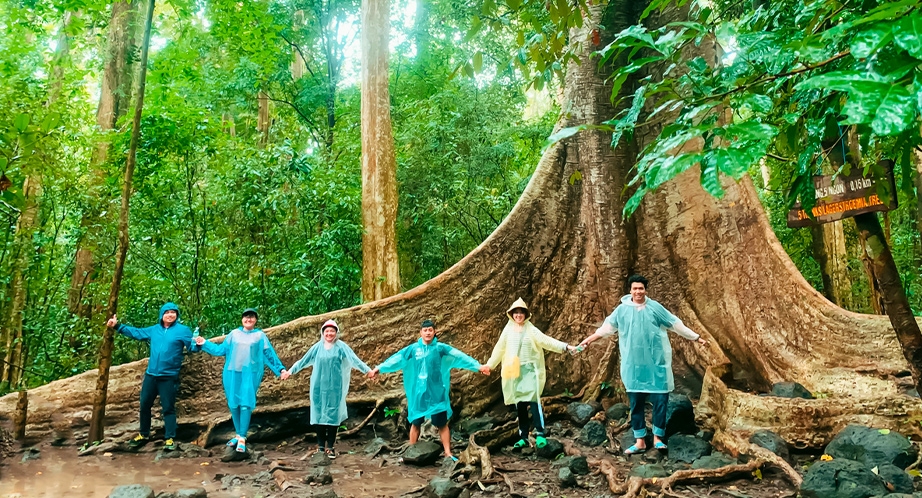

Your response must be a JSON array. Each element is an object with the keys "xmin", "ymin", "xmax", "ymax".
[{"xmin": 108, "ymin": 274, "xmax": 707, "ymax": 460}]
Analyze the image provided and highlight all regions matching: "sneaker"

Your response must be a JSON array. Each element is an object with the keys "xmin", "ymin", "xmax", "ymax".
[
  {"xmin": 163, "ymin": 438, "xmax": 177, "ymax": 451},
  {"xmin": 512, "ymin": 439, "xmax": 528, "ymax": 449},
  {"xmin": 325, "ymin": 448, "xmax": 337, "ymax": 459},
  {"xmin": 127, "ymin": 434, "xmax": 149, "ymax": 449}
]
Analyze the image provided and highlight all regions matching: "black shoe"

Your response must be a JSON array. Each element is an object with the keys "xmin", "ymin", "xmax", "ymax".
[
  {"xmin": 325, "ymin": 448, "xmax": 336, "ymax": 459},
  {"xmin": 127, "ymin": 434, "xmax": 149, "ymax": 449}
]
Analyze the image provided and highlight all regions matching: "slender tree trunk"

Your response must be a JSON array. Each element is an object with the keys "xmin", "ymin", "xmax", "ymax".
[
  {"xmin": 87, "ymin": 0, "xmax": 154, "ymax": 444},
  {"xmin": 360, "ymin": 0, "xmax": 401, "ymax": 301},
  {"xmin": 811, "ymin": 222, "xmax": 851, "ymax": 308},
  {"xmin": 257, "ymin": 91, "xmax": 270, "ymax": 147},
  {"xmin": 413, "ymin": 0, "xmax": 430, "ymax": 62},
  {"xmin": 68, "ymin": 0, "xmax": 139, "ymax": 318},
  {"xmin": 46, "ymin": 11, "xmax": 78, "ymax": 106},
  {"xmin": 0, "ymin": 176, "xmax": 41, "ymax": 391}
]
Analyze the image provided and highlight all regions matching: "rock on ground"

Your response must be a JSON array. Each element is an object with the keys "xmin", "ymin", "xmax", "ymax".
[
  {"xmin": 313, "ymin": 489, "xmax": 339, "ymax": 498},
  {"xmin": 800, "ymin": 459, "xmax": 888, "ymax": 498},
  {"xmin": 749, "ymin": 429, "xmax": 789, "ymax": 461},
  {"xmin": 770, "ymin": 381, "xmax": 814, "ymax": 399},
  {"xmin": 825, "ymin": 425, "xmax": 917, "ymax": 469},
  {"xmin": 877, "ymin": 464, "xmax": 914, "ymax": 494},
  {"xmin": 551, "ymin": 455, "xmax": 590, "ymax": 475},
  {"xmin": 426, "ymin": 476, "xmax": 462, "ymax": 498},
  {"xmin": 630, "ymin": 464, "xmax": 669, "ymax": 478},
  {"xmin": 605, "ymin": 403, "xmax": 629, "ymax": 422},
  {"xmin": 567, "ymin": 402, "xmax": 599, "ymax": 427},
  {"xmin": 20, "ymin": 447, "xmax": 40, "ymax": 462},
  {"xmin": 666, "ymin": 394, "xmax": 697, "ymax": 436},
  {"xmin": 108, "ymin": 484, "xmax": 155, "ymax": 498},
  {"xmin": 403, "ymin": 440, "xmax": 443, "ymax": 466},
  {"xmin": 309, "ymin": 451, "xmax": 332, "ymax": 466},
  {"xmin": 667, "ymin": 434, "xmax": 711, "ymax": 463},
  {"xmin": 155, "ymin": 489, "xmax": 207, "ymax": 498},
  {"xmin": 691, "ymin": 452, "xmax": 738, "ymax": 469},
  {"xmin": 557, "ymin": 467, "xmax": 577, "ymax": 487},
  {"xmin": 535, "ymin": 438, "xmax": 564, "ymax": 459},
  {"xmin": 578, "ymin": 420, "xmax": 607, "ymax": 447},
  {"xmin": 363, "ymin": 437, "xmax": 388, "ymax": 455},
  {"xmin": 458, "ymin": 416, "xmax": 495, "ymax": 435},
  {"xmin": 303, "ymin": 466, "xmax": 333, "ymax": 485}
]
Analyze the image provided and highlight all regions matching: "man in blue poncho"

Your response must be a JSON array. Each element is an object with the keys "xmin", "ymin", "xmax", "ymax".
[
  {"xmin": 578, "ymin": 275, "xmax": 707, "ymax": 455},
  {"xmin": 106, "ymin": 302, "xmax": 193, "ymax": 451},
  {"xmin": 367, "ymin": 319, "xmax": 490, "ymax": 461}
]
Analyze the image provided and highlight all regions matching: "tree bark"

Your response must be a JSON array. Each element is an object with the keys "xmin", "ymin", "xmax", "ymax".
[
  {"xmin": 257, "ymin": 91, "xmax": 270, "ymax": 147},
  {"xmin": 360, "ymin": 0, "xmax": 401, "ymax": 301},
  {"xmin": 810, "ymin": 221, "xmax": 851, "ymax": 308},
  {"xmin": 4, "ymin": 0, "xmax": 922, "ymax": 450},
  {"xmin": 0, "ymin": 176, "xmax": 41, "ymax": 391},
  {"xmin": 87, "ymin": 0, "xmax": 154, "ymax": 444},
  {"xmin": 68, "ymin": 0, "xmax": 139, "ymax": 318}
]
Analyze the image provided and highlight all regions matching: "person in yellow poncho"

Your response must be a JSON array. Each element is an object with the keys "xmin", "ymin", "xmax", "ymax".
[{"xmin": 487, "ymin": 298, "xmax": 577, "ymax": 449}]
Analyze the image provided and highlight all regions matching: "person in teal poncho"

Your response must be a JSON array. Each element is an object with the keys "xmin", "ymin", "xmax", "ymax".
[
  {"xmin": 106, "ymin": 302, "xmax": 192, "ymax": 451},
  {"xmin": 282, "ymin": 318, "xmax": 371, "ymax": 458},
  {"xmin": 193, "ymin": 308, "xmax": 287, "ymax": 453},
  {"xmin": 578, "ymin": 275, "xmax": 707, "ymax": 455},
  {"xmin": 367, "ymin": 319, "xmax": 490, "ymax": 461}
]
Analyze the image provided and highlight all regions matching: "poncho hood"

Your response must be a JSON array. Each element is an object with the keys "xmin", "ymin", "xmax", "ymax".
[
  {"xmin": 621, "ymin": 294, "xmax": 646, "ymax": 306},
  {"xmin": 506, "ymin": 297, "xmax": 531, "ymax": 320},
  {"xmin": 158, "ymin": 302, "xmax": 181, "ymax": 326},
  {"xmin": 320, "ymin": 319, "xmax": 340, "ymax": 340}
]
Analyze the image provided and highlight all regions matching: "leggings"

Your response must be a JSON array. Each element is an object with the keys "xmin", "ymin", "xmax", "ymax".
[
  {"xmin": 316, "ymin": 424, "xmax": 338, "ymax": 449},
  {"xmin": 516, "ymin": 401, "xmax": 545, "ymax": 438},
  {"xmin": 230, "ymin": 406, "xmax": 253, "ymax": 437}
]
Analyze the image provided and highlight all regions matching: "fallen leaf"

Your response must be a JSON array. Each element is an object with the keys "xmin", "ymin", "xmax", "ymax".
[
  {"xmin": 754, "ymin": 469, "xmax": 762, "ymax": 480},
  {"xmin": 200, "ymin": 462, "xmax": 209, "ymax": 466},
  {"xmin": 103, "ymin": 452, "xmax": 112, "ymax": 457},
  {"xmin": 195, "ymin": 472, "xmax": 200, "ymax": 475},
  {"xmin": 879, "ymin": 429, "xmax": 891, "ymax": 435},
  {"xmin": 820, "ymin": 454, "xmax": 833, "ymax": 461},
  {"xmin": 871, "ymin": 466, "xmax": 879, "ymax": 475},
  {"xmin": 36, "ymin": 472, "xmax": 42, "ymax": 476}
]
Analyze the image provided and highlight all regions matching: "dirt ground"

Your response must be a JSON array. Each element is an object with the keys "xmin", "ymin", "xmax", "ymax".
[{"xmin": 0, "ymin": 420, "xmax": 799, "ymax": 498}]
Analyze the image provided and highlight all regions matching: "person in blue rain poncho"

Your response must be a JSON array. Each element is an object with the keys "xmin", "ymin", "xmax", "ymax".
[
  {"xmin": 106, "ymin": 302, "xmax": 193, "ymax": 451},
  {"xmin": 578, "ymin": 275, "xmax": 707, "ymax": 455},
  {"xmin": 367, "ymin": 319, "xmax": 490, "ymax": 461},
  {"xmin": 193, "ymin": 308, "xmax": 287, "ymax": 453},
  {"xmin": 282, "ymin": 318, "xmax": 371, "ymax": 459}
]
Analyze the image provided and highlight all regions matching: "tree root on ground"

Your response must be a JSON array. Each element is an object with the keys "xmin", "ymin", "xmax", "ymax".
[
  {"xmin": 457, "ymin": 433, "xmax": 494, "ymax": 480},
  {"xmin": 595, "ymin": 457, "xmax": 766, "ymax": 498},
  {"xmin": 340, "ymin": 398, "xmax": 384, "ymax": 438},
  {"xmin": 711, "ymin": 431, "xmax": 802, "ymax": 487},
  {"xmin": 470, "ymin": 420, "xmax": 519, "ymax": 450},
  {"xmin": 497, "ymin": 471, "xmax": 530, "ymax": 498}
]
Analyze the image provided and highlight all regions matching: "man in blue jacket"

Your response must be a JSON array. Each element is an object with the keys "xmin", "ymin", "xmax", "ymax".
[{"xmin": 106, "ymin": 302, "xmax": 193, "ymax": 451}]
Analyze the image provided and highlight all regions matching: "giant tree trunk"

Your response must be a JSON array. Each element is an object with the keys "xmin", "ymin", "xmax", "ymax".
[
  {"xmin": 87, "ymin": 0, "xmax": 155, "ymax": 443},
  {"xmin": 3, "ymin": 0, "xmax": 921, "ymax": 449},
  {"xmin": 360, "ymin": 0, "xmax": 401, "ymax": 301},
  {"xmin": 68, "ymin": 0, "xmax": 139, "ymax": 318}
]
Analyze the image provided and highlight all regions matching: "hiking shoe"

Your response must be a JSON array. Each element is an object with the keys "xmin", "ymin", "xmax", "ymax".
[
  {"xmin": 512, "ymin": 439, "xmax": 528, "ymax": 449},
  {"xmin": 163, "ymin": 438, "xmax": 177, "ymax": 451},
  {"xmin": 325, "ymin": 448, "xmax": 336, "ymax": 459},
  {"xmin": 535, "ymin": 435, "xmax": 547, "ymax": 448},
  {"xmin": 128, "ymin": 434, "xmax": 149, "ymax": 449}
]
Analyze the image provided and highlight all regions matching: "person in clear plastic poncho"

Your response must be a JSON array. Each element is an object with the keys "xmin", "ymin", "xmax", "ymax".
[
  {"xmin": 578, "ymin": 275, "xmax": 707, "ymax": 455},
  {"xmin": 487, "ymin": 298, "xmax": 577, "ymax": 450},
  {"xmin": 193, "ymin": 308, "xmax": 287, "ymax": 453},
  {"xmin": 282, "ymin": 319, "xmax": 370, "ymax": 458},
  {"xmin": 367, "ymin": 319, "xmax": 490, "ymax": 461}
]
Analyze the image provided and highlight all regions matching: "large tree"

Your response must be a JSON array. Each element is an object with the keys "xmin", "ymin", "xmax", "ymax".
[{"xmin": 2, "ymin": 0, "xmax": 920, "ymax": 454}]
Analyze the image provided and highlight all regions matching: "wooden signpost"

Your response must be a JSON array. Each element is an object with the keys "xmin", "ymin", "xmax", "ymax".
[{"xmin": 786, "ymin": 160, "xmax": 897, "ymax": 228}]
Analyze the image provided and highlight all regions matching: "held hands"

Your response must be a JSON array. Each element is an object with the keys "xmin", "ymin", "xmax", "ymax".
[
  {"xmin": 280, "ymin": 370, "xmax": 290, "ymax": 380},
  {"xmin": 194, "ymin": 335, "xmax": 206, "ymax": 346},
  {"xmin": 106, "ymin": 315, "xmax": 118, "ymax": 328},
  {"xmin": 478, "ymin": 365, "xmax": 491, "ymax": 376},
  {"xmin": 366, "ymin": 368, "xmax": 379, "ymax": 380},
  {"xmin": 696, "ymin": 337, "xmax": 708, "ymax": 345}
]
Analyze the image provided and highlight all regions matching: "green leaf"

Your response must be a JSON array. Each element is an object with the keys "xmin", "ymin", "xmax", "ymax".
[
  {"xmin": 472, "ymin": 52, "xmax": 483, "ymax": 73},
  {"xmin": 700, "ymin": 155, "xmax": 724, "ymax": 198},
  {"xmin": 40, "ymin": 113, "xmax": 61, "ymax": 132},
  {"xmin": 736, "ymin": 94, "xmax": 773, "ymax": 114},
  {"xmin": 878, "ymin": 428, "xmax": 890, "ymax": 435},
  {"xmin": 13, "ymin": 113, "xmax": 30, "ymax": 132},
  {"xmin": 568, "ymin": 170, "xmax": 582, "ymax": 185},
  {"xmin": 893, "ymin": 12, "xmax": 922, "ymax": 59},
  {"xmin": 850, "ymin": 24, "xmax": 894, "ymax": 59}
]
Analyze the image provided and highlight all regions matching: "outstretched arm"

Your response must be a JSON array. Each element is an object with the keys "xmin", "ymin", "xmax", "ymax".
[
  {"xmin": 107, "ymin": 314, "xmax": 154, "ymax": 341},
  {"xmin": 261, "ymin": 335, "xmax": 287, "ymax": 377},
  {"xmin": 287, "ymin": 344, "xmax": 319, "ymax": 377},
  {"xmin": 368, "ymin": 346, "xmax": 408, "ymax": 379},
  {"xmin": 530, "ymin": 327, "xmax": 571, "ymax": 354},
  {"xmin": 192, "ymin": 334, "xmax": 228, "ymax": 356},
  {"xmin": 579, "ymin": 321, "xmax": 617, "ymax": 348},
  {"xmin": 343, "ymin": 343, "xmax": 372, "ymax": 375}
]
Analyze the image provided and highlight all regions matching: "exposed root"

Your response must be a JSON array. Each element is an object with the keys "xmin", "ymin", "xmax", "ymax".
[
  {"xmin": 195, "ymin": 417, "xmax": 228, "ymax": 447},
  {"xmin": 906, "ymin": 442, "xmax": 922, "ymax": 471},
  {"xmin": 712, "ymin": 430, "xmax": 802, "ymax": 487},
  {"xmin": 471, "ymin": 420, "xmax": 519, "ymax": 450},
  {"xmin": 562, "ymin": 438, "xmax": 582, "ymax": 457},
  {"xmin": 340, "ymin": 398, "xmax": 384, "ymax": 438},
  {"xmin": 607, "ymin": 420, "xmax": 630, "ymax": 453},
  {"xmin": 497, "ymin": 471, "xmax": 530, "ymax": 498},
  {"xmin": 458, "ymin": 433, "xmax": 494, "ymax": 480},
  {"xmin": 13, "ymin": 390, "xmax": 27, "ymax": 440},
  {"xmin": 598, "ymin": 457, "xmax": 766, "ymax": 498}
]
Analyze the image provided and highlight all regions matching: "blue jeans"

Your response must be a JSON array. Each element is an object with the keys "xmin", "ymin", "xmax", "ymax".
[
  {"xmin": 628, "ymin": 392, "xmax": 668, "ymax": 439},
  {"xmin": 139, "ymin": 374, "xmax": 179, "ymax": 438}
]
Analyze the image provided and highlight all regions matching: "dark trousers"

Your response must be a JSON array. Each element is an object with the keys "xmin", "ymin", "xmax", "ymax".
[
  {"xmin": 316, "ymin": 425, "xmax": 338, "ymax": 449},
  {"xmin": 515, "ymin": 401, "xmax": 545, "ymax": 438},
  {"xmin": 627, "ymin": 391, "xmax": 668, "ymax": 439},
  {"xmin": 139, "ymin": 374, "xmax": 179, "ymax": 439}
]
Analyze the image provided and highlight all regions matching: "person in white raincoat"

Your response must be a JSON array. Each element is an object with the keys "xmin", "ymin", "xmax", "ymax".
[
  {"xmin": 282, "ymin": 319, "xmax": 371, "ymax": 459},
  {"xmin": 578, "ymin": 275, "xmax": 707, "ymax": 455},
  {"xmin": 487, "ymin": 298, "xmax": 577, "ymax": 449}
]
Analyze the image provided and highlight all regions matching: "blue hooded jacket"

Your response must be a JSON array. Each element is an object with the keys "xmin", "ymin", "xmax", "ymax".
[{"xmin": 116, "ymin": 302, "xmax": 193, "ymax": 377}]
